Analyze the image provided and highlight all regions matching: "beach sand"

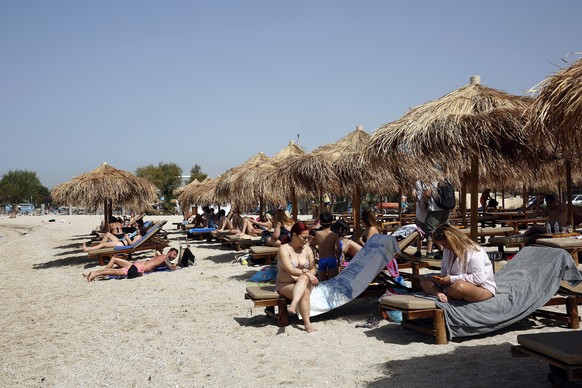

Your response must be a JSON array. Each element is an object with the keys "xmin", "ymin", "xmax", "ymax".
[{"xmin": 0, "ymin": 214, "xmax": 574, "ymax": 387}]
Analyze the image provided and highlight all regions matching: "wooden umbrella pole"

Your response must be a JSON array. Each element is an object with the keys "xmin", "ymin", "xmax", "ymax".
[
  {"xmin": 469, "ymin": 155, "xmax": 479, "ymax": 242},
  {"xmin": 291, "ymin": 188, "xmax": 298, "ymax": 221},
  {"xmin": 501, "ymin": 186, "xmax": 505, "ymax": 210},
  {"xmin": 566, "ymin": 160, "xmax": 574, "ymax": 229},
  {"xmin": 353, "ymin": 185, "xmax": 362, "ymax": 238},
  {"xmin": 460, "ymin": 174, "xmax": 467, "ymax": 226},
  {"xmin": 398, "ymin": 188, "xmax": 403, "ymax": 223}
]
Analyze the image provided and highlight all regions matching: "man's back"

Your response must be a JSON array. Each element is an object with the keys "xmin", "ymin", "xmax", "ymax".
[{"xmin": 315, "ymin": 229, "xmax": 340, "ymax": 259}]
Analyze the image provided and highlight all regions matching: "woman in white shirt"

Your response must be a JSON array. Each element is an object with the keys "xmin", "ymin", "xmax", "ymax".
[{"xmin": 420, "ymin": 224, "xmax": 496, "ymax": 303}]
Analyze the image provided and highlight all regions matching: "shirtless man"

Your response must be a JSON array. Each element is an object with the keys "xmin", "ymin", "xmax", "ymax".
[
  {"xmin": 84, "ymin": 248, "xmax": 179, "ymax": 282},
  {"xmin": 527, "ymin": 194, "xmax": 582, "ymax": 235},
  {"xmin": 314, "ymin": 212, "xmax": 341, "ymax": 281}
]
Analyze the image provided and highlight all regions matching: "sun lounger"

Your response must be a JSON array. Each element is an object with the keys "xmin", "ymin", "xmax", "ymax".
[
  {"xmin": 245, "ymin": 286, "xmax": 290, "ymax": 327},
  {"xmin": 535, "ymin": 237, "xmax": 582, "ymax": 265},
  {"xmin": 249, "ymin": 245, "xmax": 279, "ymax": 264},
  {"xmin": 187, "ymin": 227, "xmax": 216, "ymax": 241},
  {"xmin": 221, "ymin": 234, "xmax": 261, "ymax": 250},
  {"xmin": 458, "ymin": 226, "xmax": 515, "ymax": 243},
  {"xmin": 379, "ymin": 246, "xmax": 582, "ymax": 344},
  {"xmin": 86, "ymin": 225, "xmax": 169, "ymax": 265},
  {"xmin": 511, "ymin": 331, "xmax": 582, "ymax": 386}
]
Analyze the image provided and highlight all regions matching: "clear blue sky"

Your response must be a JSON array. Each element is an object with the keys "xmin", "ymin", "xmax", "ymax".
[{"xmin": 1, "ymin": 0, "xmax": 581, "ymax": 188}]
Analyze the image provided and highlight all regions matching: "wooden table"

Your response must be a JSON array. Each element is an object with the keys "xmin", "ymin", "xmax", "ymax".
[{"xmin": 497, "ymin": 217, "xmax": 547, "ymax": 233}]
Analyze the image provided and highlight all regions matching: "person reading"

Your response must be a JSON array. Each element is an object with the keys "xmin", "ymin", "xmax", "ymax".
[
  {"xmin": 419, "ymin": 224, "xmax": 496, "ymax": 303},
  {"xmin": 84, "ymin": 248, "xmax": 179, "ymax": 282}
]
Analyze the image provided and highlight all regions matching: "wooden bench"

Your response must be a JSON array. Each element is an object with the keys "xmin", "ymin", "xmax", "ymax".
[
  {"xmin": 245, "ymin": 286, "xmax": 289, "ymax": 326},
  {"xmin": 535, "ymin": 237, "xmax": 582, "ymax": 266},
  {"xmin": 250, "ymin": 246, "xmax": 279, "ymax": 264},
  {"xmin": 512, "ymin": 331, "xmax": 582, "ymax": 386}
]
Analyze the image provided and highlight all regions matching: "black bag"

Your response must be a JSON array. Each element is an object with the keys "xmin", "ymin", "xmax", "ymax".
[
  {"xmin": 434, "ymin": 181, "xmax": 456, "ymax": 210},
  {"xmin": 180, "ymin": 247, "xmax": 196, "ymax": 267},
  {"xmin": 487, "ymin": 199, "xmax": 499, "ymax": 208}
]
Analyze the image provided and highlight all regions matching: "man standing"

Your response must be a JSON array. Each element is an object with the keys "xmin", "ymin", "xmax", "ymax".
[{"xmin": 424, "ymin": 181, "xmax": 451, "ymax": 258}]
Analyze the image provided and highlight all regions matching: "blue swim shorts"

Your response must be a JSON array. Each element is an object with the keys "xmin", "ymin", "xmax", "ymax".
[{"xmin": 318, "ymin": 257, "xmax": 338, "ymax": 271}]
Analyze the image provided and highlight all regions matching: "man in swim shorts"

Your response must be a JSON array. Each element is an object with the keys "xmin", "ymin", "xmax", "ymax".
[
  {"xmin": 314, "ymin": 212, "xmax": 341, "ymax": 281},
  {"xmin": 84, "ymin": 248, "xmax": 179, "ymax": 282}
]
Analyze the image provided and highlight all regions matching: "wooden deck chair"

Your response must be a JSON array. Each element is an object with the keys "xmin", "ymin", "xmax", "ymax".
[
  {"xmin": 86, "ymin": 225, "xmax": 169, "ymax": 265},
  {"xmin": 245, "ymin": 286, "xmax": 290, "ymax": 327},
  {"xmin": 511, "ymin": 331, "xmax": 582, "ymax": 386},
  {"xmin": 249, "ymin": 245, "xmax": 279, "ymax": 264},
  {"xmin": 379, "ymin": 246, "xmax": 582, "ymax": 344}
]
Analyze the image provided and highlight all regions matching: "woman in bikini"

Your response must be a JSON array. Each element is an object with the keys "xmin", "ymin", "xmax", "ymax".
[
  {"xmin": 276, "ymin": 222, "xmax": 319, "ymax": 333},
  {"xmin": 82, "ymin": 226, "xmax": 147, "ymax": 252},
  {"xmin": 357, "ymin": 210, "xmax": 380, "ymax": 246},
  {"xmin": 419, "ymin": 224, "xmax": 496, "ymax": 303},
  {"xmin": 265, "ymin": 209, "xmax": 294, "ymax": 247}
]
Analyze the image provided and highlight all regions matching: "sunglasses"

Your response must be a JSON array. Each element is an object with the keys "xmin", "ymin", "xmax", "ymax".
[{"xmin": 297, "ymin": 235, "xmax": 310, "ymax": 241}]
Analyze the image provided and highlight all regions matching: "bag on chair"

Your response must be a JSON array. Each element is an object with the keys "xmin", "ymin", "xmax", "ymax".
[{"xmin": 180, "ymin": 247, "xmax": 196, "ymax": 267}]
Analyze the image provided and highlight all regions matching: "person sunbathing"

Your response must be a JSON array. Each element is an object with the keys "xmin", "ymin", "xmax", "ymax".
[
  {"xmin": 357, "ymin": 210, "xmax": 380, "ymax": 246},
  {"xmin": 237, "ymin": 213, "xmax": 272, "ymax": 236},
  {"xmin": 275, "ymin": 222, "xmax": 318, "ymax": 332},
  {"xmin": 265, "ymin": 209, "xmax": 294, "ymax": 247},
  {"xmin": 419, "ymin": 224, "xmax": 496, "ymax": 303},
  {"xmin": 84, "ymin": 248, "xmax": 179, "ymax": 282},
  {"xmin": 82, "ymin": 226, "xmax": 147, "ymax": 252}
]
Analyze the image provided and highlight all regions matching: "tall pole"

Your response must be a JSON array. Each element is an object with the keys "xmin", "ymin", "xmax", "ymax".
[{"xmin": 470, "ymin": 155, "xmax": 479, "ymax": 242}]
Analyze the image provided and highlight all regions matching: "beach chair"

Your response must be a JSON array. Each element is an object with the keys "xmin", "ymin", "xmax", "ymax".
[
  {"xmin": 86, "ymin": 224, "xmax": 169, "ymax": 265},
  {"xmin": 534, "ymin": 237, "xmax": 582, "ymax": 265},
  {"xmin": 511, "ymin": 331, "xmax": 582, "ymax": 386},
  {"xmin": 379, "ymin": 246, "xmax": 582, "ymax": 344},
  {"xmin": 221, "ymin": 234, "xmax": 261, "ymax": 250},
  {"xmin": 244, "ymin": 285, "xmax": 290, "ymax": 327},
  {"xmin": 249, "ymin": 245, "xmax": 279, "ymax": 264}
]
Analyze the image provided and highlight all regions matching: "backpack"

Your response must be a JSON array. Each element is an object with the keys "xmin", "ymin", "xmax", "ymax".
[
  {"xmin": 434, "ymin": 181, "xmax": 456, "ymax": 210},
  {"xmin": 180, "ymin": 247, "xmax": 196, "ymax": 267}
]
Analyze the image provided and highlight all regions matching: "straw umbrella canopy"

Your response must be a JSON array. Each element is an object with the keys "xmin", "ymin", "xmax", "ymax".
[
  {"xmin": 214, "ymin": 152, "xmax": 279, "ymax": 211},
  {"xmin": 368, "ymin": 76, "xmax": 533, "ymax": 241},
  {"xmin": 529, "ymin": 56, "xmax": 582, "ymax": 227},
  {"xmin": 242, "ymin": 142, "xmax": 306, "ymax": 220},
  {"xmin": 178, "ymin": 178, "xmax": 228, "ymax": 209},
  {"xmin": 51, "ymin": 162, "xmax": 158, "ymax": 227}
]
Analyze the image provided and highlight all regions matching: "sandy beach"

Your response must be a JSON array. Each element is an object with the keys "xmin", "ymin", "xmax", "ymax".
[{"xmin": 0, "ymin": 214, "xmax": 575, "ymax": 387}]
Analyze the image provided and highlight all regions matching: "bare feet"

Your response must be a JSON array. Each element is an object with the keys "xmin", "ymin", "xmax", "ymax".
[
  {"xmin": 304, "ymin": 323, "xmax": 316, "ymax": 333},
  {"xmin": 436, "ymin": 292, "xmax": 448, "ymax": 303},
  {"xmin": 288, "ymin": 303, "xmax": 297, "ymax": 315},
  {"xmin": 85, "ymin": 272, "xmax": 97, "ymax": 282}
]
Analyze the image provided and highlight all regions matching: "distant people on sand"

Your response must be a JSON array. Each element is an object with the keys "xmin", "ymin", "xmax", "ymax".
[
  {"xmin": 419, "ymin": 224, "xmax": 496, "ymax": 303},
  {"xmin": 82, "ymin": 226, "xmax": 147, "ymax": 252},
  {"xmin": 84, "ymin": 248, "xmax": 179, "ymax": 282},
  {"xmin": 275, "ymin": 222, "xmax": 318, "ymax": 333},
  {"xmin": 357, "ymin": 210, "xmax": 380, "ymax": 246},
  {"xmin": 314, "ymin": 212, "xmax": 341, "ymax": 281}
]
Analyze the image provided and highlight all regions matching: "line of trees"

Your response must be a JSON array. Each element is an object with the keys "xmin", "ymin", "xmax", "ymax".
[{"xmin": 0, "ymin": 170, "xmax": 50, "ymax": 212}]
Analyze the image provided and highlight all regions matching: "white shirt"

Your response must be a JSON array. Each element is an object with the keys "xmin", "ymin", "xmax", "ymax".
[{"xmin": 441, "ymin": 246, "xmax": 497, "ymax": 295}]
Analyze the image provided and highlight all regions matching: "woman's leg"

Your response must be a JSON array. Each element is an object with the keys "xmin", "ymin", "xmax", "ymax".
[
  {"xmin": 296, "ymin": 285, "xmax": 315, "ymax": 332},
  {"xmin": 265, "ymin": 236, "xmax": 281, "ymax": 247},
  {"xmin": 288, "ymin": 275, "xmax": 310, "ymax": 314},
  {"xmin": 446, "ymin": 281, "xmax": 493, "ymax": 302},
  {"xmin": 83, "ymin": 241, "xmax": 123, "ymax": 252},
  {"xmin": 419, "ymin": 276, "xmax": 448, "ymax": 302}
]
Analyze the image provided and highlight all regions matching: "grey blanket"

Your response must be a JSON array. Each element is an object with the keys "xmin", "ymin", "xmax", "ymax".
[{"xmin": 427, "ymin": 246, "xmax": 582, "ymax": 339}]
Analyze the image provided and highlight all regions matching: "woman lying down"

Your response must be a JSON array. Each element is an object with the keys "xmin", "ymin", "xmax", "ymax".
[{"xmin": 419, "ymin": 224, "xmax": 497, "ymax": 303}]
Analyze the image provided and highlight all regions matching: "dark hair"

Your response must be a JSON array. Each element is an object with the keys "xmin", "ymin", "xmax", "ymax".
[
  {"xmin": 168, "ymin": 247, "xmax": 178, "ymax": 255},
  {"xmin": 544, "ymin": 194, "xmax": 556, "ymax": 203},
  {"xmin": 331, "ymin": 220, "xmax": 350, "ymax": 236},
  {"xmin": 319, "ymin": 212, "xmax": 333, "ymax": 227},
  {"xmin": 219, "ymin": 209, "xmax": 226, "ymax": 216},
  {"xmin": 290, "ymin": 222, "xmax": 309, "ymax": 237}
]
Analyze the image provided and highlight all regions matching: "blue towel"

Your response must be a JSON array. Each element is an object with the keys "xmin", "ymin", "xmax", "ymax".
[{"xmin": 188, "ymin": 227, "xmax": 216, "ymax": 234}]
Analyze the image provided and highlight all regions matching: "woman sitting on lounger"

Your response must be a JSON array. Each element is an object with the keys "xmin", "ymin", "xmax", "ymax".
[
  {"xmin": 357, "ymin": 210, "xmax": 380, "ymax": 246},
  {"xmin": 237, "ymin": 213, "xmax": 272, "ymax": 236},
  {"xmin": 82, "ymin": 226, "xmax": 147, "ymax": 252},
  {"xmin": 331, "ymin": 219, "xmax": 362, "ymax": 265},
  {"xmin": 276, "ymin": 222, "xmax": 318, "ymax": 333},
  {"xmin": 265, "ymin": 209, "xmax": 294, "ymax": 246},
  {"xmin": 419, "ymin": 224, "xmax": 497, "ymax": 303}
]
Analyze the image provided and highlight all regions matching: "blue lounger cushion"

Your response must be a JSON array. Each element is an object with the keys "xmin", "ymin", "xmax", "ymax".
[{"xmin": 188, "ymin": 227, "xmax": 216, "ymax": 234}]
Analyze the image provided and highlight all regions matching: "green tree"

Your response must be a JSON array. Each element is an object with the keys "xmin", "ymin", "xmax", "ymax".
[
  {"xmin": 136, "ymin": 162, "xmax": 182, "ymax": 202},
  {"xmin": 0, "ymin": 170, "xmax": 48, "ymax": 209},
  {"xmin": 188, "ymin": 164, "xmax": 207, "ymax": 183}
]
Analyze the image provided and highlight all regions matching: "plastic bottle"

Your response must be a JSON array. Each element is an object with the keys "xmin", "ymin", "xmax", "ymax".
[
  {"xmin": 554, "ymin": 221, "xmax": 560, "ymax": 234},
  {"xmin": 546, "ymin": 222, "xmax": 552, "ymax": 234}
]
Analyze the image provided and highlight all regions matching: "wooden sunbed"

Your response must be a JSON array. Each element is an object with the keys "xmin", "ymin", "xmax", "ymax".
[{"xmin": 86, "ymin": 224, "xmax": 169, "ymax": 265}]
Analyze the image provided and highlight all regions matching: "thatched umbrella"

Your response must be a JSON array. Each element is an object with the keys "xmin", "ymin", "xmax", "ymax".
[
  {"xmin": 243, "ymin": 142, "xmax": 306, "ymax": 220},
  {"xmin": 214, "ymin": 152, "xmax": 276, "ymax": 211},
  {"xmin": 368, "ymin": 76, "xmax": 533, "ymax": 241},
  {"xmin": 51, "ymin": 162, "xmax": 158, "ymax": 227},
  {"xmin": 529, "ymin": 56, "xmax": 582, "ymax": 228},
  {"xmin": 178, "ymin": 178, "xmax": 229, "ymax": 209}
]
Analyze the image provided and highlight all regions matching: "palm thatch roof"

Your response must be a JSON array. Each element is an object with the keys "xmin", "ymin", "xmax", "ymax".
[
  {"xmin": 529, "ymin": 57, "xmax": 582, "ymax": 157},
  {"xmin": 51, "ymin": 163, "xmax": 158, "ymax": 225},
  {"xmin": 178, "ymin": 178, "xmax": 228, "ymax": 209},
  {"xmin": 367, "ymin": 76, "xmax": 533, "ymax": 240}
]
